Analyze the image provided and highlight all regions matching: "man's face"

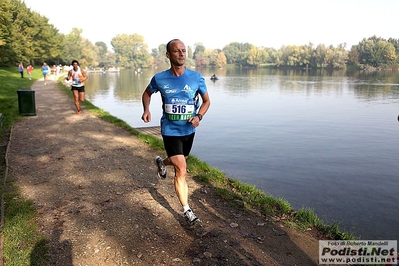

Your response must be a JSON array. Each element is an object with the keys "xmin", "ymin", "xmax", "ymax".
[
  {"xmin": 73, "ymin": 62, "xmax": 79, "ymax": 70},
  {"xmin": 167, "ymin": 41, "xmax": 186, "ymax": 67}
]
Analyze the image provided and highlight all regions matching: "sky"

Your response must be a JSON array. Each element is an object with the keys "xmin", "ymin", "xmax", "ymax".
[{"xmin": 23, "ymin": 0, "xmax": 399, "ymax": 51}]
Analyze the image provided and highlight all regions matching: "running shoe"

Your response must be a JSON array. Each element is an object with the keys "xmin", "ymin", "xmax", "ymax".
[
  {"xmin": 184, "ymin": 209, "xmax": 201, "ymax": 226},
  {"xmin": 155, "ymin": 156, "xmax": 166, "ymax": 179},
  {"xmin": 77, "ymin": 110, "xmax": 81, "ymax": 115}
]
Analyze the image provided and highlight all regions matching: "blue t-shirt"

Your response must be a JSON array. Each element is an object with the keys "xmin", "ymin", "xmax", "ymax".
[
  {"xmin": 148, "ymin": 68, "xmax": 207, "ymax": 136},
  {"xmin": 42, "ymin": 65, "xmax": 49, "ymax": 75}
]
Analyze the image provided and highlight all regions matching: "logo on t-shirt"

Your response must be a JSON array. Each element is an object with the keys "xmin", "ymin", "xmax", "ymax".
[{"xmin": 182, "ymin": 84, "xmax": 193, "ymax": 93}]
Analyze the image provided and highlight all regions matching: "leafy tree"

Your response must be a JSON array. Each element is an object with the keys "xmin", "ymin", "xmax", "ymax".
[
  {"xmin": 61, "ymin": 28, "xmax": 100, "ymax": 68},
  {"xmin": 111, "ymin": 33, "xmax": 152, "ymax": 69},
  {"xmin": 374, "ymin": 41, "xmax": 396, "ymax": 66},
  {"xmin": 266, "ymin": 48, "xmax": 282, "ymax": 67},
  {"xmin": 387, "ymin": 38, "xmax": 399, "ymax": 64},
  {"xmin": 222, "ymin": 43, "xmax": 240, "ymax": 64},
  {"xmin": 314, "ymin": 44, "xmax": 327, "ymax": 67},
  {"xmin": 247, "ymin": 46, "xmax": 268, "ymax": 67},
  {"xmin": 357, "ymin": 36, "xmax": 397, "ymax": 67},
  {"xmin": 95, "ymin": 41, "xmax": 108, "ymax": 67},
  {"xmin": 0, "ymin": 0, "xmax": 63, "ymax": 66},
  {"xmin": 388, "ymin": 38, "xmax": 399, "ymax": 50},
  {"xmin": 329, "ymin": 46, "xmax": 348, "ymax": 69},
  {"xmin": 222, "ymin": 42, "xmax": 252, "ymax": 65},
  {"xmin": 80, "ymin": 39, "xmax": 98, "ymax": 67},
  {"xmin": 63, "ymin": 28, "xmax": 84, "ymax": 64},
  {"xmin": 105, "ymin": 52, "xmax": 117, "ymax": 68},
  {"xmin": 280, "ymin": 45, "xmax": 301, "ymax": 66},
  {"xmin": 324, "ymin": 47, "xmax": 335, "ymax": 68},
  {"xmin": 347, "ymin": 45, "xmax": 359, "ymax": 65},
  {"xmin": 151, "ymin": 44, "xmax": 169, "ymax": 70},
  {"xmin": 193, "ymin": 43, "xmax": 206, "ymax": 67},
  {"xmin": 36, "ymin": 19, "xmax": 63, "ymax": 64},
  {"xmin": 0, "ymin": 0, "xmax": 14, "ymax": 65},
  {"xmin": 215, "ymin": 51, "xmax": 227, "ymax": 68},
  {"xmin": 299, "ymin": 43, "xmax": 314, "ymax": 68},
  {"xmin": 204, "ymin": 49, "xmax": 220, "ymax": 67},
  {"xmin": 9, "ymin": 0, "xmax": 30, "ymax": 63},
  {"xmin": 194, "ymin": 51, "xmax": 206, "ymax": 67},
  {"xmin": 193, "ymin": 43, "xmax": 205, "ymax": 60}
]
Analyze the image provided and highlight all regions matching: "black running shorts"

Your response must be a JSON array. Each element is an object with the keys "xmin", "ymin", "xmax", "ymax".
[
  {"xmin": 71, "ymin": 86, "xmax": 85, "ymax": 92},
  {"xmin": 162, "ymin": 133, "xmax": 195, "ymax": 157}
]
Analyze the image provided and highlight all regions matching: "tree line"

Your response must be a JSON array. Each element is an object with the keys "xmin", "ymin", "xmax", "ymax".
[{"xmin": 1, "ymin": 0, "xmax": 399, "ymax": 70}]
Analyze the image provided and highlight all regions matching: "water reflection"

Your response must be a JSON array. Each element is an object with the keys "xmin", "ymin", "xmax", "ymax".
[
  {"xmin": 86, "ymin": 70, "xmax": 152, "ymax": 102},
  {"xmin": 85, "ymin": 67, "xmax": 399, "ymax": 132}
]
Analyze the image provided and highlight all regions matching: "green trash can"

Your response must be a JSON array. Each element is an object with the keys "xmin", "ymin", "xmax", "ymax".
[{"xmin": 17, "ymin": 89, "xmax": 36, "ymax": 116}]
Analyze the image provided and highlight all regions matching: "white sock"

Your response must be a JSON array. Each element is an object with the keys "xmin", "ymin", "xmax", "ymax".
[{"xmin": 183, "ymin": 205, "xmax": 190, "ymax": 213}]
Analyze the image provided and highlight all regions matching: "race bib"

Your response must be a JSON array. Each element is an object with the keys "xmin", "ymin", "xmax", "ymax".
[
  {"xmin": 73, "ymin": 78, "xmax": 82, "ymax": 86},
  {"xmin": 164, "ymin": 103, "xmax": 194, "ymax": 120}
]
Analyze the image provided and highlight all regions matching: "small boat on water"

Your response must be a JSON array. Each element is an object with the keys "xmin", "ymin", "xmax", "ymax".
[{"xmin": 210, "ymin": 74, "xmax": 218, "ymax": 81}]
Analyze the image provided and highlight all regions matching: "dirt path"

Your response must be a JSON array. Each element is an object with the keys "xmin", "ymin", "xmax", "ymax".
[{"xmin": 7, "ymin": 76, "xmax": 322, "ymax": 265}]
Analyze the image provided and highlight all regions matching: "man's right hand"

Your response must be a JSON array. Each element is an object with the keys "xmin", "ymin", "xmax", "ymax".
[{"xmin": 141, "ymin": 112, "xmax": 151, "ymax": 123}]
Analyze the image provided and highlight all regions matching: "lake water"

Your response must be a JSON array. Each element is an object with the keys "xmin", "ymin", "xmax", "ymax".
[{"xmin": 84, "ymin": 67, "xmax": 399, "ymax": 241}]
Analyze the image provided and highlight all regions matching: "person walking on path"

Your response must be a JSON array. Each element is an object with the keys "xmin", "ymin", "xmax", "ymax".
[
  {"xmin": 67, "ymin": 60, "xmax": 88, "ymax": 114},
  {"xmin": 51, "ymin": 65, "xmax": 57, "ymax": 76},
  {"xmin": 42, "ymin": 62, "xmax": 50, "ymax": 85},
  {"xmin": 141, "ymin": 39, "xmax": 211, "ymax": 226},
  {"xmin": 18, "ymin": 62, "xmax": 24, "ymax": 78},
  {"xmin": 26, "ymin": 64, "xmax": 33, "ymax": 80}
]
